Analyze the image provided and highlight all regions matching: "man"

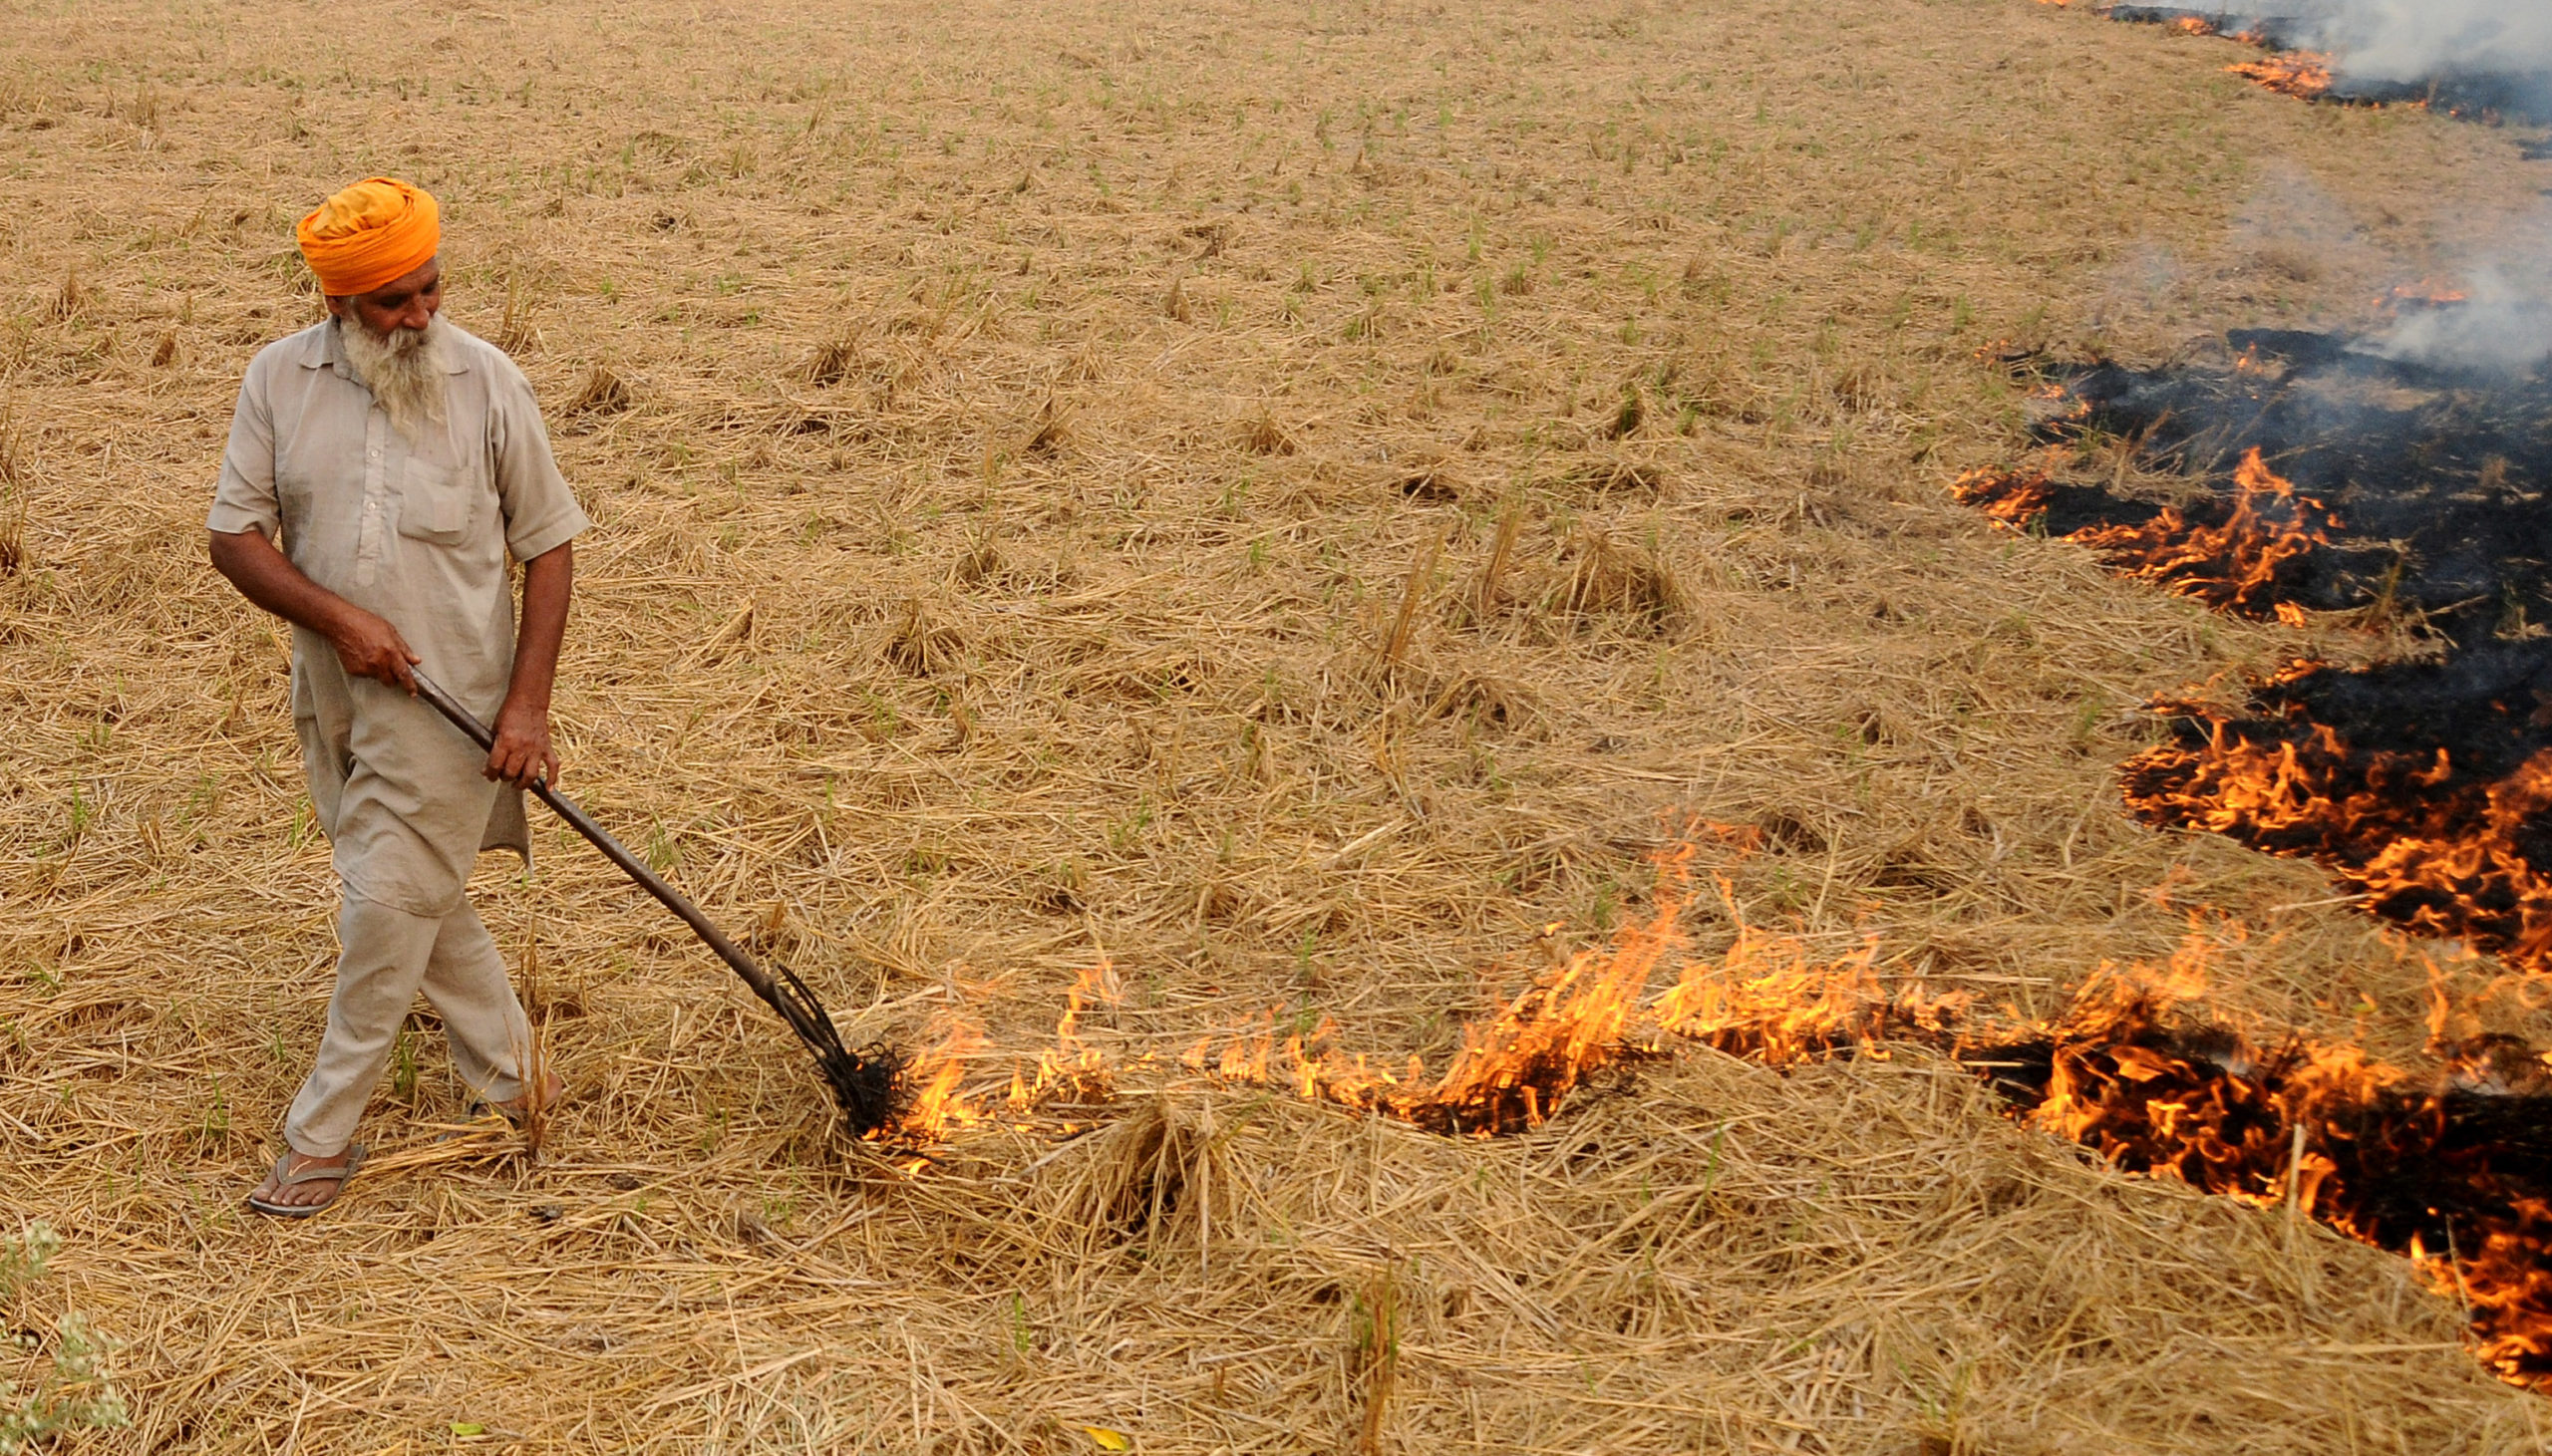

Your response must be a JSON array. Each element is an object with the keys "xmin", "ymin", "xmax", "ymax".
[{"xmin": 208, "ymin": 176, "xmax": 589, "ymax": 1216}]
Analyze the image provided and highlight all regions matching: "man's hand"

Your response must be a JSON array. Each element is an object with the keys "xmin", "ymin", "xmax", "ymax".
[
  {"xmin": 485, "ymin": 696, "xmax": 559, "ymax": 788},
  {"xmin": 329, "ymin": 607, "xmax": 422, "ymax": 691},
  {"xmin": 211, "ymin": 528, "xmax": 425, "ymax": 692},
  {"xmin": 491, "ymin": 539, "xmax": 574, "ymax": 791}
]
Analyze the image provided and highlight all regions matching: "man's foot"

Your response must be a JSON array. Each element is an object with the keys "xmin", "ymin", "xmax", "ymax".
[
  {"xmin": 481, "ymin": 1068, "xmax": 567, "ymax": 1125},
  {"xmin": 246, "ymin": 1146, "xmax": 366, "ymax": 1218}
]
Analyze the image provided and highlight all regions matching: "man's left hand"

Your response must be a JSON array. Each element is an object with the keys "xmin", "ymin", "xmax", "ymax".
[{"xmin": 485, "ymin": 698, "xmax": 559, "ymax": 788}]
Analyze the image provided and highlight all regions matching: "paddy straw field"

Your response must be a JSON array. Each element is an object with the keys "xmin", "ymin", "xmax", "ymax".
[{"xmin": 3, "ymin": 0, "xmax": 2551, "ymax": 1449}]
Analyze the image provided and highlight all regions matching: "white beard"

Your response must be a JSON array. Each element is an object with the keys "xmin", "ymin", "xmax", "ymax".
[{"xmin": 339, "ymin": 313, "xmax": 451, "ymax": 441}]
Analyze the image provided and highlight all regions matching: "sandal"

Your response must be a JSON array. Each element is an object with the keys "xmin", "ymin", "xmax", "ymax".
[{"xmin": 246, "ymin": 1144, "xmax": 367, "ymax": 1219}]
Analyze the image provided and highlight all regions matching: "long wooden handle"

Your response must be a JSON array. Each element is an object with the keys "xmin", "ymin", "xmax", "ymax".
[
  {"xmin": 407, "ymin": 670, "xmax": 901, "ymax": 1132},
  {"xmin": 409, "ymin": 671, "xmax": 786, "ymax": 1004}
]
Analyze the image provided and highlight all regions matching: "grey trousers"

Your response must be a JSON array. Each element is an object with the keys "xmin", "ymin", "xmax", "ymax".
[{"xmin": 283, "ymin": 889, "xmax": 531, "ymax": 1156}]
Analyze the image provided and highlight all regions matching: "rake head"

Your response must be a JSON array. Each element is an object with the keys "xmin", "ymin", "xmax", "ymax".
[{"xmin": 767, "ymin": 960, "xmax": 907, "ymax": 1137}]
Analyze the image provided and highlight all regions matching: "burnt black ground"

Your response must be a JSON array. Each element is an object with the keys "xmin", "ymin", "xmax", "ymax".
[
  {"xmin": 2048, "ymin": 327, "xmax": 2552, "ymax": 649},
  {"xmin": 1977, "ymin": 333, "xmax": 2552, "ymax": 991},
  {"xmin": 2225, "ymin": 641, "xmax": 2552, "ymax": 780},
  {"xmin": 2106, "ymin": 7, "xmax": 2311, "ymax": 49},
  {"xmin": 2325, "ymin": 72, "xmax": 2552, "ymax": 124}
]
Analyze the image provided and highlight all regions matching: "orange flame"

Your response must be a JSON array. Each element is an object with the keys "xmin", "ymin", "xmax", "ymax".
[
  {"xmin": 1949, "ymin": 462, "xmax": 2058, "ymax": 530},
  {"xmin": 1010, "ymin": 957, "xmax": 1119, "ymax": 1109},
  {"xmin": 2386, "ymin": 280, "xmax": 2472, "ymax": 310},
  {"xmin": 2125, "ymin": 725, "xmax": 2552, "ymax": 974},
  {"xmin": 2074, "ymin": 447, "xmax": 2335, "ymax": 610},
  {"xmin": 1952, "ymin": 447, "xmax": 2335, "ymax": 617},
  {"xmin": 887, "ymin": 1019, "xmax": 987, "ymax": 1143},
  {"xmin": 873, "ymin": 959, "xmax": 1125, "ymax": 1146},
  {"xmin": 1656, "ymin": 913, "xmax": 1956, "ymax": 1066},
  {"xmin": 1191, "ymin": 843, "xmax": 1697, "ymax": 1134},
  {"xmin": 2230, "ymin": 52, "xmax": 2335, "ymax": 100},
  {"xmin": 1998, "ymin": 962, "xmax": 2552, "ymax": 1384},
  {"xmin": 1656, "ymin": 905, "xmax": 2552, "ymax": 1389}
]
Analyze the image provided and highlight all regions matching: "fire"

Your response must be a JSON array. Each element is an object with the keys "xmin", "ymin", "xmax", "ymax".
[
  {"xmin": 870, "ymin": 958, "xmax": 1122, "ymax": 1147},
  {"xmin": 1961, "ymin": 444, "xmax": 2552, "ymax": 976},
  {"xmin": 1661, "ymin": 905, "xmax": 2552, "ymax": 1388},
  {"xmin": 2123, "ymin": 710, "xmax": 2552, "ymax": 974},
  {"xmin": 1985, "ymin": 961, "xmax": 2552, "ymax": 1386},
  {"xmin": 1949, "ymin": 461, "xmax": 2059, "ymax": 531},
  {"xmin": 1657, "ymin": 915, "xmax": 1958, "ymax": 1066},
  {"xmin": 889, "ymin": 1018, "xmax": 988, "ymax": 1144},
  {"xmin": 1951, "ymin": 446, "xmax": 2336, "ymax": 617},
  {"xmin": 877, "ymin": 820, "xmax": 2552, "ymax": 1387},
  {"xmin": 2230, "ymin": 52, "xmax": 2336, "ymax": 100},
  {"xmin": 2386, "ymin": 280, "xmax": 2473, "ymax": 310},
  {"xmin": 1009, "ymin": 957, "xmax": 1119, "ymax": 1108},
  {"xmin": 1186, "ymin": 844, "xmax": 1696, "ymax": 1135},
  {"xmin": 1955, "ymin": 337, "xmax": 2552, "ymax": 991}
]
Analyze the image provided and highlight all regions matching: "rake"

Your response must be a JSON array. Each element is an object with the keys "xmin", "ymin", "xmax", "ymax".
[{"xmin": 411, "ymin": 670, "xmax": 903, "ymax": 1136}]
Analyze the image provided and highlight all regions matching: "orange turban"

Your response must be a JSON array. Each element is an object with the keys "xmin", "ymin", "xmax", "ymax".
[{"xmin": 295, "ymin": 177, "xmax": 441, "ymax": 297}]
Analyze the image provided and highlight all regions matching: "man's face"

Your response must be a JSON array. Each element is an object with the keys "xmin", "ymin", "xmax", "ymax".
[{"xmin": 325, "ymin": 257, "xmax": 442, "ymax": 340}]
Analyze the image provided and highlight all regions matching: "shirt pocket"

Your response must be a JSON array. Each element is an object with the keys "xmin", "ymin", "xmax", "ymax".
[{"xmin": 397, "ymin": 458, "xmax": 477, "ymax": 545}]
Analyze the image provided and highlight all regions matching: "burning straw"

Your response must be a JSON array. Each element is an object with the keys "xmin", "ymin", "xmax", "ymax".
[
  {"xmin": 1180, "ymin": 846, "xmax": 1693, "ymax": 1136},
  {"xmin": 1960, "ymin": 333, "xmax": 2552, "ymax": 974},
  {"xmin": 1952, "ymin": 445, "xmax": 2337, "ymax": 621},
  {"xmin": 1124, "ymin": 833, "xmax": 2552, "ymax": 1390}
]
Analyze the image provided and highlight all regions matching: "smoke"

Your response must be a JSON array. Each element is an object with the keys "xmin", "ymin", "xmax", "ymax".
[
  {"xmin": 2366, "ymin": 202, "xmax": 2552, "ymax": 377},
  {"xmin": 2230, "ymin": 162, "xmax": 2381, "ymax": 290},
  {"xmin": 2372, "ymin": 268, "xmax": 2552, "ymax": 375},
  {"xmin": 2293, "ymin": 0, "xmax": 2552, "ymax": 85}
]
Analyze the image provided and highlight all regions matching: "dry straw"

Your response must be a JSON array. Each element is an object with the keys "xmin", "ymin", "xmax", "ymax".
[{"xmin": 3, "ymin": 0, "xmax": 2551, "ymax": 1447}]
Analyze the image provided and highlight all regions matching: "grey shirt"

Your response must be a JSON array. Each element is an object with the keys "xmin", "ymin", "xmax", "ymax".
[{"xmin": 210, "ymin": 318, "xmax": 591, "ymax": 916}]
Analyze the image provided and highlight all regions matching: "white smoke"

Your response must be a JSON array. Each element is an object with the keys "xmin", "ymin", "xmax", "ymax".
[
  {"xmin": 2293, "ymin": 0, "xmax": 2552, "ymax": 84},
  {"xmin": 2366, "ymin": 202, "xmax": 2552, "ymax": 376},
  {"xmin": 2372, "ymin": 268, "xmax": 2552, "ymax": 375},
  {"xmin": 2191, "ymin": 5, "xmax": 2552, "ymax": 374}
]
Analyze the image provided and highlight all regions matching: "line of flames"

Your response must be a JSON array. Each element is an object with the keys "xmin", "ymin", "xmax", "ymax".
[
  {"xmin": 1180, "ymin": 842, "xmax": 1699, "ymax": 1135},
  {"xmin": 1952, "ymin": 445, "xmax": 2338, "ymax": 621},
  {"xmin": 2125, "ymin": 713, "xmax": 2552, "ymax": 974},
  {"xmin": 1956, "ymin": 415, "xmax": 2552, "ymax": 975},
  {"xmin": 884, "ymin": 957, "xmax": 1123, "ymax": 1149},
  {"xmin": 2229, "ymin": 51, "xmax": 2337, "ymax": 100},
  {"xmin": 873, "ymin": 835, "xmax": 2552, "ymax": 1387},
  {"xmin": 2032, "ymin": 2, "xmax": 2429, "ymax": 111}
]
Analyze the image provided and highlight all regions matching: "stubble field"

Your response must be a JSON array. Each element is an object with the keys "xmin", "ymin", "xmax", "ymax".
[{"xmin": 3, "ymin": 0, "xmax": 2551, "ymax": 1450}]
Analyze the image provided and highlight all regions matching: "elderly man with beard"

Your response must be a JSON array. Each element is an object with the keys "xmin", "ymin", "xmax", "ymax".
[{"xmin": 208, "ymin": 177, "xmax": 587, "ymax": 1216}]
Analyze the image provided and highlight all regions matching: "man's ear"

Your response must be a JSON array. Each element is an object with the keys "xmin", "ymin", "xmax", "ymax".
[{"xmin": 322, "ymin": 294, "xmax": 347, "ymax": 320}]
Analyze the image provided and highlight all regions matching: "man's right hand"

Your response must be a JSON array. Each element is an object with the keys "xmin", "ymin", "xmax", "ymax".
[
  {"xmin": 209, "ymin": 528, "xmax": 424, "ymax": 692},
  {"xmin": 329, "ymin": 607, "xmax": 421, "ymax": 691}
]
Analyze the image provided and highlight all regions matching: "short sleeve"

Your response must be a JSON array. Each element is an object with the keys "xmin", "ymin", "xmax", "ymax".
[
  {"xmin": 485, "ymin": 354, "xmax": 591, "ymax": 563},
  {"xmin": 207, "ymin": 357, "xmax": 281, "ymax": 538}
]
